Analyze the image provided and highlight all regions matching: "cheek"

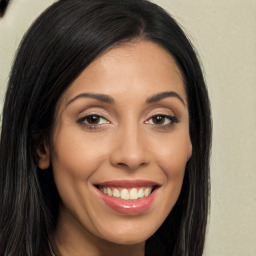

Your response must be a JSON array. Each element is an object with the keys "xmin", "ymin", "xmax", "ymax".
[
  {"xmin": 144, "ymin": 132, "xmax": 191, "ymax": 226},
  {"xmin": 50, "ymin": 132, "xmax": 108, "ymax": 211},
  {"xmin": 51, "ymin": 131, "xmax": 108, "ymax": 179},
  {"xmin": 154, "ymin": 132, "xmax": 191, "ymax": 199},
  {"xmin": 153, "ymin": 132, "xmax": 192, "ymax": 177}
]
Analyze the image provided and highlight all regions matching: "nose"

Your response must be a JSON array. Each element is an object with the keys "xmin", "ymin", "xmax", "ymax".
[{"xmin": 110, "ymin": 126, "xmax": 150, "ymax": 170}]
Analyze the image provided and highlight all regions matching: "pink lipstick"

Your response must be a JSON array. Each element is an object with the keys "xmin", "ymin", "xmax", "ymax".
[{"xmin": 95, "ymin": 180, "xmax": 159, "ymax": 215}]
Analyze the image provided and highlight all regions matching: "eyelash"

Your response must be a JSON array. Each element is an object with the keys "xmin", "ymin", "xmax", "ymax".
[
  {"xmin": 145, "ymin": 114, "xmax": 179, "ymax": 129},
  {"xmin": 77, "ymin": 114, "xmax": 179, "ymax": 130},
  {"xmin": 77, "ymin": 114, "xmax": 109, "ymax": 130}
]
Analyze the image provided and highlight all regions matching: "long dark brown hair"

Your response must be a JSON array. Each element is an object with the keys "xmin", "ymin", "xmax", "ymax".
[{"xmin": 0, "ymin": 0, "xmax": 211, "ymax": 255}]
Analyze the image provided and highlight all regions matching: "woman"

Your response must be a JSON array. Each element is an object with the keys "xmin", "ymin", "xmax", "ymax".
[{"xmin": 0, "ymin": 0, "xmax": 212, "ymax": 255}]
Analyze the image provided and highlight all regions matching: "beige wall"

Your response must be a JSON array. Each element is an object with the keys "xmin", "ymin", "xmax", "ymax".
[{"xmin": 0, "ymin": 1, "xmax": 255, "ymax": 255}]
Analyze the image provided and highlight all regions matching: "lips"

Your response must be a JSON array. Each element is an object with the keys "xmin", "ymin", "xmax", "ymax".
[{"xmin": 94, "ymin": 180, "xmax": 160, "ymax": 215}]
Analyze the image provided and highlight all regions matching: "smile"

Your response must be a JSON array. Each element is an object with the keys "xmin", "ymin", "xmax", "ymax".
[
  {"xmin": 95, "ymin": 180, "xmax": 160, "ymax": 215},
  {"xmin": 98, "ymin": 186, "xmax": 153, "ymax": 200}
]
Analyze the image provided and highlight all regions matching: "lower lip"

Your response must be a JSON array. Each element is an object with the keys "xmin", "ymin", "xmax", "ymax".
[{"xmin": 97, "ymin": 188, "xmax": 158, "ymax": 215}]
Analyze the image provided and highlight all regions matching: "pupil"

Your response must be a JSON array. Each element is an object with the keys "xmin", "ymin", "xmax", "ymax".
[
  {"xmin": 153, "ymin": 115, "xmax": 164, "ymax": 124},
  {"xmin": 88, "ymin": 115, "xmax": 100, "ymax": 124}
]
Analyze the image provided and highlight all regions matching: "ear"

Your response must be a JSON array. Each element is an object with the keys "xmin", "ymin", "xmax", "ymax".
[{"xmin": 37, "ymin": 143, "xmax": 51, "ymax": 170}]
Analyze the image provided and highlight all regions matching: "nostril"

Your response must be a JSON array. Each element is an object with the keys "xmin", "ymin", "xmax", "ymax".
[
  {"xmin": 117, "ymin": 163, "xmax": 128, "ymax": 168},
  {"xmin": 110, "ymin": 139, "xmax": 150, "ymax": 170},
  {"xmin": 116, "ymin": 161, "xmax": 148, "ymax": 170}
]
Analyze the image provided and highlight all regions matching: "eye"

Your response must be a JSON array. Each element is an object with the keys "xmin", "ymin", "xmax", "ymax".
[
  {"xmin": 78, "ymin": 114, "xmax": 109, "ymax": 127},
  {"xmin": 146, "ymin": 114, "xmax": 178, "ymax": 126}
]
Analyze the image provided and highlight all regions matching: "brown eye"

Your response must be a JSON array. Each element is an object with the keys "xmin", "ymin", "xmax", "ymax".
[
  {"xmin": 146, "ymin": 114, "xmax": 178, "ymax": 126},
  {"xmin": 78, "ymin": 115, "xmax": 109, "ymax": 127},
  {"xmin": 86, "ymin": 115, "xmax": 101, "ymax": 124},
  {"xmin": 151, "ymin": 115, "xmax": 166, "ymax": 125}
]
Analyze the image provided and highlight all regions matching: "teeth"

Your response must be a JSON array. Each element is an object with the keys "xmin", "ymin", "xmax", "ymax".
[
  {"xmin": 144, "ymin": 187, "xmax": 151, "ymax": 196},
  {"xmin": 99, "ymin": 186, "xmax": 153, "ymax": 200},
  {"xmin": 120, "ymin": 189, "xmax": 129, "ymax": 200},
  {"xmin": 113, "ymin": 188, "xmax": 120, "ymax": 198},
  {"xmin": 107, "ymin": 187, "xmax": 112, "ymax": 196},
  {"xmin": 130, "ymin": 188, "xmax": 138, "ymax": 200},
  {"xmin": 138, "ymin": 188, "xmax": 144, "ymax": 198}
]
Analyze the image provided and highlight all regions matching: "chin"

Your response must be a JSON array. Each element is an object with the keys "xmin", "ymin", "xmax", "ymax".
[
  {"xmin": 96, "ymin": 219, "xmax": 158, "ymax": 245},
  {"xmin": 103, "ymin": 233, "xmax": 149, "ymax": 246}
]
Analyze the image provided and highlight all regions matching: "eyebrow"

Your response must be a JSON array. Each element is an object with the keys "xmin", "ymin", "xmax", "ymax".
[
  {"xmin": 146, "ymin": 91, "xmax": 185, "ymax": 105},
  {"xmin": 66, "ymin": 93, "xmax": 115, "ymax": 106},
  {"xmin": 66, "ymin": 91, "xmax": 185, "ymax": 106}
]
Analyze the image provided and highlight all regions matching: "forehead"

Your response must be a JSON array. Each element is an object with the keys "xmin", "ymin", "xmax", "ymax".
[{"xmin": 60, "ymin": 40, "xmax": 186, "ymax": 105}]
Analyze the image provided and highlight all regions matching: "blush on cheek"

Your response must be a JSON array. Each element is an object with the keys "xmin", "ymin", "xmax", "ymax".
[
  {"xmin": 158, "ymin": 145, "xmax": 190, "ymax": 178},
  {"xmin": 166, "ymin": 163, "xmax": 186, "ymax": 180}
]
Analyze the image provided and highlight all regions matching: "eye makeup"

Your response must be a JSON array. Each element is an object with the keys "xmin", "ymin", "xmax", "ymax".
[{"xmin": 77, "ymin": 114, "xmax": 110, "ymax": 130}]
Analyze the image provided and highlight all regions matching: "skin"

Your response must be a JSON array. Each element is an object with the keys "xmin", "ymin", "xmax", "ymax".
[{"xmin": 38, "ymin": 41, "xmax": 192, "ymax": 256}]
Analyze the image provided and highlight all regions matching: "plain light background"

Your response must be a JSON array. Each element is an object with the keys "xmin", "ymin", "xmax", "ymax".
[{"xmin": 0, "ymin": 1, "xmax": 255, "ymax": 255}]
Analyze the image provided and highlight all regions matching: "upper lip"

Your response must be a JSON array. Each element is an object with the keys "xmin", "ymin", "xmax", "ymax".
[{"xmin": 95, "ymin": 180, "xmax": 160, "ymax": 188}]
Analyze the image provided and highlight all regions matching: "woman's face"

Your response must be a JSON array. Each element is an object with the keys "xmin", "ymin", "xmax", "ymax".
[{"xmin": 39, "ymin": 41, "xmax": 192, "ymax": 248}]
